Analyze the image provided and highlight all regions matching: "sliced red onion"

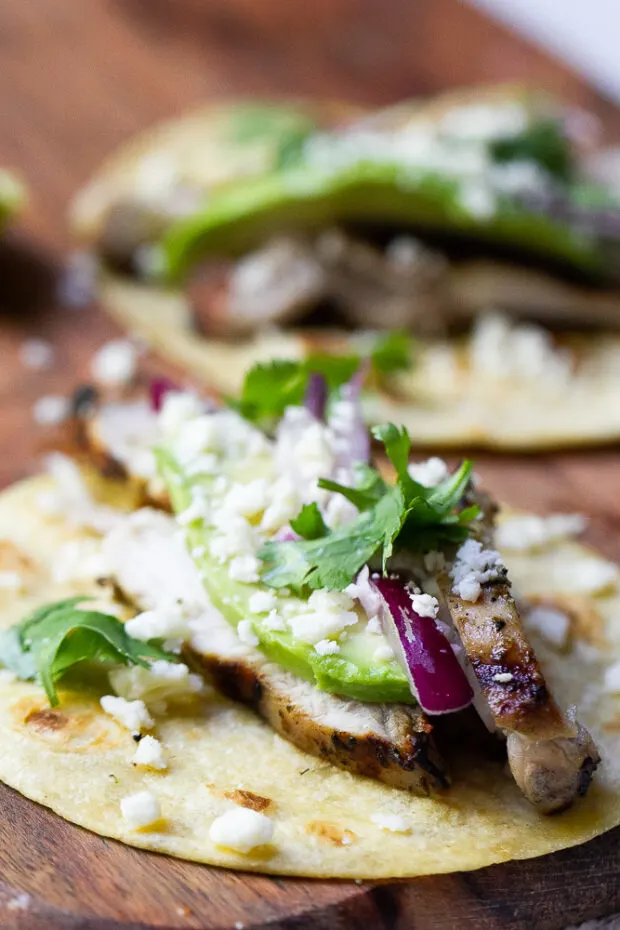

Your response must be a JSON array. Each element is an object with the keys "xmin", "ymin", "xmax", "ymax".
[
  {"xmin": 149, "ymin": 376, "xmax": 180, "ymax": 412},
  {"xmin": 329, "ymin": 364, "xmax": 370, "ymax": 471},
  {"xmin": 371, "ymin": 575, "xmax": 473, "ymax": 716},
  {"xmin": 273, "ymin": 525, "xmax": 299, "ymax": 542},
  {"xmin": 304, "ymin": 373, "xmax": 328, "ymax": 421}
]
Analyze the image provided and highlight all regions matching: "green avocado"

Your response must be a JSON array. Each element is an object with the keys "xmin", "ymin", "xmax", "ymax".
[
  {"xmin": 156, "ymin": 448, "xmax": 414, "ymax": 704},
  {"xmin": 159, "ymin": 92, "xmax": 616, "ymax": 283}
]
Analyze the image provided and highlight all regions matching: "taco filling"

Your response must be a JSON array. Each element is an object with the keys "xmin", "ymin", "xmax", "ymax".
[
  {"xmin": 48, "ymin": 368, "xmax": 599, "ymax": 816},
  {"xmin": 75, "ymin": 87, "xmax": 620, "ymax": 336}
]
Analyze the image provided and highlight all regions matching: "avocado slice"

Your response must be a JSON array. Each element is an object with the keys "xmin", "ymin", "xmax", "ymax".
[
  {"xmin": 160, "ymin": 88, "xmax": 614, "ymax": 283},
  {"xmin": 155, "ymin": 447, "xmax": 413, "ymax": 704}
]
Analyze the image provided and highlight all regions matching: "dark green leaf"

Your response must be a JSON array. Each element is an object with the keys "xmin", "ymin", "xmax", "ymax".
[
  {"xmin": 0, "ymin": 627, "xmax": 37, "ymax": 680},
  {"xmin": 1, "ymin": 600, "xmax": 175, "ymax": 707},
  {"xmin": 290, "ymin": 503, "xmax": 328, "ymax": 540},
  {"xmin": 490, "ymin": 118, "xmax": 575, "ymax": 183},
  {"xmin": 234, "ymin": 334, "xmax": 415, "ymax": 427},
  {"xmin": 370, "ymin": 331, "xmax": 413, "ymax": 374}
]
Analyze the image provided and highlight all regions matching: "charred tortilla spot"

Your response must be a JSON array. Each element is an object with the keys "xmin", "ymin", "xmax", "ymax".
[
  {"xmin": 306, "ymin": 820, "xmax": 357, "ymax": 846},
  {"xmin": 224, "ymin": 789, "xmax": 272, "ymax": 812},
  {"xmin": 25, "ymin": 709, "xmax": 68, "ymax": 732}
]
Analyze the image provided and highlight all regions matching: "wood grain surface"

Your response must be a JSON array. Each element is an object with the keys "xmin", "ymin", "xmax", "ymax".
[{"xmin": 1, "ymin": 1, "xmax": 620, "ymax": 928}]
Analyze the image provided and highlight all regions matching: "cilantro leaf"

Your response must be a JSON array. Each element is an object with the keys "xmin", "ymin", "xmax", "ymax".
[
  {"xmin": 0, "ymin": 599, "xmax": 174, "ymax": 706},
  {"xmin": 369, "ymin": 331, "xmax": 413, "ymax": 375},
  {"xmin": 318, "ymin": 463, "xmax": 386, "ymax": 511},
  {"xmin": 290, "ymin": 503, "xmax": 328, "ymax": 540},
  {"xmin": 235, "ymin": 334, "xmax": 414, "ymax": 426},
  {"xmin": 260, "ymin": 488, "xmax": 405, "ymax": 593},
  {"xmin": 258, "ymin": 422, "xmax": 479, "ymax": 593}
]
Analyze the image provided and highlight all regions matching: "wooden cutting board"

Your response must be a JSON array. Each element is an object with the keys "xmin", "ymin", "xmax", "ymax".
[{"xmin": 1, "ymin": 1, "xmax": 620, "ymax": 927}]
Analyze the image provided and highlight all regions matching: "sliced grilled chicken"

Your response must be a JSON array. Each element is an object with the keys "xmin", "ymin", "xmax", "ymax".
[
  {"xmin": 103, "ymin": 508, "xmax": 447, "ymax": 794},
  {"xmin": 434, "ymin": 491, "xmax": 600, "ymax": 813}
]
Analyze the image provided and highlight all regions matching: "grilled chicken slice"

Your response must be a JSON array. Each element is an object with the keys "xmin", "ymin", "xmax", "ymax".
[
  {"xmin": 103, "ymin": 508, "xmax": 447, "ymax": 794},
  {"xmin": 435, "ymin": 491, "xmax": 600, "ymax": 813}
]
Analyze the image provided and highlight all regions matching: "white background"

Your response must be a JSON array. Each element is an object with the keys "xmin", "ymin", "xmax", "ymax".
[{"xmin": 467, "ymin": 0, "xmax": 620, "ymax": 102}]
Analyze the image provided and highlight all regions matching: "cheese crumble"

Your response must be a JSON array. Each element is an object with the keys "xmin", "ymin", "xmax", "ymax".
[
  {"xmin": 496, "ymin": 513, "xmax": 587, "ymax": 552},
  {"xmin": 100, "ymin": 695, "xmax": 154, "ymax": 732},
  {"xmin": 209, "ymin": 808, "xmax": 274, "ymax": 853},
  {"xmin": 133, "ymin": 735, "xmax": 167, "ymax": 770},
  {"xmin": 451, "ymin": 538, "xmax": 504, "ymax": 602},
  {"xmin": 120, "ymin": 791, "xmax": 162, "ymax": 830}
]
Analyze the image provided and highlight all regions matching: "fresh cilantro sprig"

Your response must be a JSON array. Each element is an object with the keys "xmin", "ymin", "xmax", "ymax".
[
  {"xmin": 0, "ymin": 598, "xmax": 174, "ymax": 706},
  {"xmin": 233, "ymin": 331, "xmax": 413, "ymax": 426},
  {"xmin": 258, "ymin": 423, "xmax": 478, "ymax": 594}
]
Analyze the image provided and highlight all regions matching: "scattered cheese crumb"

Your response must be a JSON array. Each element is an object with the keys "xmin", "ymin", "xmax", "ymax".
[
  {"xmin": 451, "ymin": 538, "xmax": 504, "ymax": 603},
  {"xmin": 0, "ymin": 571, "xmax": 23, "ymax": 590},
  {"xmin": 408, "ymin": 457, "xmax": 449, "ymax": 488},
  {"xmin": 409, "ymin": 592, "xmax": 439, "ymax": 619},
  {"xmin": 525, "ymin": 605, "xmax": 570, "ymax": 649},
  {"xmin": 492, "ymin": 672, "xmax": 514, "ymax": 683},
  {"xmin": 603, "ymin": 660, "xmax": 620, "ymax": 693},
  {"xmin": 110, "ymin": 661, "xmax": 204, "ymax": 705},
  {"xmin": 248, "ymin": 590, "xmax": 278, "ymax": 614},
  {"xmin": 125, "ymin": 605, "xmax": 193, "ymax": 641},
  {"xmin": 133, "ymin": 735, "xmax": 167, "ymax": 770},
  {"xmin": 100, "ymin": 695, "xmax": 154, "ymax": 732},
  {"xmin": 496, "ymin": 513, "xmax": 587, "ymax": 551},
  {"xmin": 237, "ymin": 619, "xmax": 259, "ymax": 647},
  {"xmin": 314, "ymin": 639, "xmax": 341, "ymax": 656},
  {"xmin": 370, "ymin": 812, "xmax": 410, "ymax": 833},
  {"xmin": 209, "ymin": 808, "xmax": 274, "ymax": 853},
  {"xmin": 91, "ymin": 339, "xmax": 137, "ymax": 387},
  {"xmin": 120, "ymin": 791, "xmax": 162, "ymax": 830},
  {"xmin": 373, "ymin": 643, "xmax": 394, "ymax": 662},
  {"xmin": 19, "ymin": 338, "xmax": 54, "ymax": 370},
  {"xmin": 32, "ymin": 394, "xmax": 70, "ymax": 426},
  {"xmin": 228, "ymin": 554, "xmax": 260, "ymax": 583}
]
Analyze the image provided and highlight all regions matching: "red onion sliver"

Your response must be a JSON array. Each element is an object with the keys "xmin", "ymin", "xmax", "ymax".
[
  {"xmin": 149, "ymin": 376, "xmax": 180, "ymax": 412},
  {"xmin": 304, "ymin": 373, "xmax": 328, "ymax": 422},
  {"xmin": 372, "ymin": 575, "xmax": 473, "ymax": 715}
]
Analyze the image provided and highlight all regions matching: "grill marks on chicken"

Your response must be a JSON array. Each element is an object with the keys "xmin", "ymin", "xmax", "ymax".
[
  {"xmin": 435, "ymin": 493, "xmax": 600, "ymax": 812},
  {"xmin": 190, "ymin": 623, "xmax": 448, "ymax": 794},
  {"xmin": 104, "ymin": 505, "xmax": 448, "ymax": 794}
]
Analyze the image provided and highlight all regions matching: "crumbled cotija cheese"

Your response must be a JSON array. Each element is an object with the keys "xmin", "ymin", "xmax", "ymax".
[
  {"xmin": 228, "ymin": 554, "xmax": 260, "ymax": 583},
  {"xmin": 0, "ymin": 571, "xmax": 23, "ymax": 590},
  {"xmin": 133, "ymin": 735, "xmax": 167, "ymax": 770},
  {"xmin": 492, "ymin": 672, "xmax": 514, "ymax": 683},
  {"xmin": 32, "ymin": 394, "xmax": 70, "ymax": 427},
  {"xmin": 20, "ymin": 338, "xmax": 54, "ymax": 370},
  {"xmin": 248, "ymin": 591, "xmax": 278, "ymax": 614},
  {"xmin": 314, "ymin": 639, "xmax": 341, "ymax": 656},
  {"xmin": 496, "ymin": 513, "xmax": 587, "ymax": 551},
  {"xmin": 209, "ymin": 808, "xmax": 274, "ymax": 853},
  {"xmin": 525, "ymin": 605, "xmax": 570, "ymax": 649},
  {"xmin": 373, "ymin": 643, "xmax": 394, "ymax": 662},
  {"xmin": 91, "ymin": 339, "xmax": 137, "ymax": 387},
  {"xmin": 237, "ymin": 619, "xmax": 259, "ymax": 646},
  {"xmin": 120, "ymin": 791, "xmax": 162, "ymax": 830},
  {"xmin": 451, "ymin": 538, "xmax": 504, "ymax": 602},
  {"xmin": 409, "ymin": 592, "xmax": 439, "ymax": 618},
  {"xmin": 125, "ymin": 604, "xmax": 194, "ymax": 641},
  {"xmin": 100, "ymin": 695, "xmax": 154, "ymax": 732},
  {"xmin": 369, "ymin": 812, "xmax": 410, "ymax": 833},
  {"xmin": 603, "ymin": 660, "xmax": 620, "ymax": 693},
  {"xmin": 110, "ymin": 661, "xmax": 204, "ymax": 705}
]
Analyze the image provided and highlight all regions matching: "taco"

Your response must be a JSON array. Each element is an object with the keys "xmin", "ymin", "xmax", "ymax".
[
  {"xmin": 70, "ymin": 87, "xmax": 620, "ymax": 449},
  {"xmin": 0, "ymin": 375, "xmax": 619, "ymax": 877}
]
